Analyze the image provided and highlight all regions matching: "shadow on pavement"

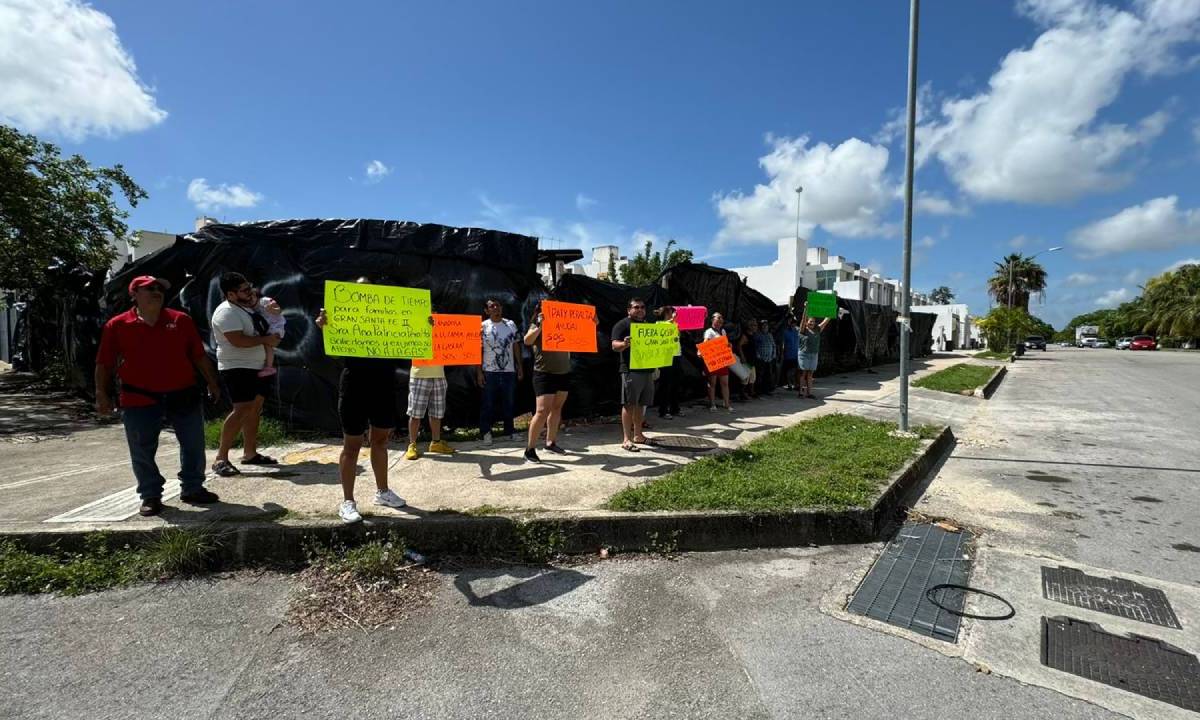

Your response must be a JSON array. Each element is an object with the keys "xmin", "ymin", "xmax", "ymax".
[{"xmin": 452, "ymin": 565, "xmax": 594, "ymax": 609}]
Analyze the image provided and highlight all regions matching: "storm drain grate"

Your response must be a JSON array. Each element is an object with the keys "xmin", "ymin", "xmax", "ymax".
[
  {"xmin": 1041, "ymin": 566, "xmax": 1181, "ymax": 629},
  {"xmin": 846, "ymin": 522, "xmax": 973, "ymax": 642},
  {"xmin": 1041, "ymin": 616, "xmax": 1200, "ymax": 712},
  {"xmin": 647, "ymin": 435, "xmax": 719, "ymax": 452}
]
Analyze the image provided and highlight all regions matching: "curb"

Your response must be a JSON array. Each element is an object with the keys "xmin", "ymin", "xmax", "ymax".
[
  {"xmin": 973, "ymin": 364, "xmax": 1007, "ymax": 399},
  {"xmin": 1, "ymin": 428, "xmax": 955, "ymax": 561}
]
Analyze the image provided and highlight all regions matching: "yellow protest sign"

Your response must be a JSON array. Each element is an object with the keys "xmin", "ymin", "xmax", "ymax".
[
  {"xmin": 413, "ymin": 314, "xmax": 482, "ymax": 366},
  {"xmin": 630, "ymin": 322, "xmax": 678, "ymax": 370},
  {"xmin": 322, "ymin": 281, "xmax": 432, "ymax": 359}
]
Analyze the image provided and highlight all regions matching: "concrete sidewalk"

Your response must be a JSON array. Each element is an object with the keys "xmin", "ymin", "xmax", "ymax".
[{"xmin": 0, "ymin": 354, "xmax": 978, "ymax": 531}]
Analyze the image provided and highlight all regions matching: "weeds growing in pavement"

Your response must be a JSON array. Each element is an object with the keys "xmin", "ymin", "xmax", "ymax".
[
  {"xmin": 204, "ymin": 416, "xmax": 291, "ymax": 450},
  {"xmin": 513, "ymin": 521, "xmax": 568, "ymax": 563}
]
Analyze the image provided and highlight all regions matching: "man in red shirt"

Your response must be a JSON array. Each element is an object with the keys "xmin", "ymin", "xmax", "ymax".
[{"xmin": 95, "ymin": 276, "xmax": 222, "ymax": 516}]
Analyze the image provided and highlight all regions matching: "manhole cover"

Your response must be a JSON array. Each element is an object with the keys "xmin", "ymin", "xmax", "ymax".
[
  {"xmin": 1041, "ymin": 616, "xmax": 1200, "ymax": 712},
  {"xmin": 1042, "ymin": 566, "xmax": 1181, "ymax": 629},
  {"xmin": 649, "ymin": 435, "xmax": 719, "ymax": 451},
  {"xmin": 846, "ymin": 522, "xmax": 974, "ymax": 642}
]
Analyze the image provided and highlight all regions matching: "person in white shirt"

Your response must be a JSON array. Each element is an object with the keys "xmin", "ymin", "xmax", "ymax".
[
  {"xmin": 210, "ymin": 272, "xmax": 280, "ymax": 476},
  {"xmin": 476, "ymin": 298, "xmax": 523, "ymax": 444}
]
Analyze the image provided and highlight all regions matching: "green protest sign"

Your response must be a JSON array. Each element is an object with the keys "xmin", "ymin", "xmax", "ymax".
[
  {"xmin": 630, "ymin": 322, "xmax": 679, "ymax": 370},
  {"xmin": 322, "ymin": 281, "xmax": 433, "ymax": 358},
  {"xmin": 806, "ymin": 291, "xmax": 838, "ymax": 319}
]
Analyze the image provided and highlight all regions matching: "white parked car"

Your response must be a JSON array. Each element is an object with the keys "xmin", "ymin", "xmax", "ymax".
[
  {"xmin": 1116, "ymin": 337, "xmax": 1132, "ymax": 350},
  {"xmin": 1083, "ymin": 337, "xmax": 1110, "ymax": 348}
]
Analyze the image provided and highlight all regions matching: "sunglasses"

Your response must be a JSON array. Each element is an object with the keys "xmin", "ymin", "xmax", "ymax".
[{"xmin": 139, "ymin": 284, "xmax": 164, "ymax": 293}]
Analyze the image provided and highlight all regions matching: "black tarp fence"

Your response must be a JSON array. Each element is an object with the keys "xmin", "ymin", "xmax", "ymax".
[{"xmin": 18, "ymin": 218, "xmax": 934, "ymax": 432}]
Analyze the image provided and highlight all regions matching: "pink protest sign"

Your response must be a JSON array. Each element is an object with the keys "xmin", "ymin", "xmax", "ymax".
[{"xmin": 675, "ymin": 305, "xmax": 707, "ymax": 331}]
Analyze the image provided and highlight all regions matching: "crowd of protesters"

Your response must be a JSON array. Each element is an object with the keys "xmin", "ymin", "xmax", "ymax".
[{"xmin": 96, "ymin": 273, "xmax": 843, "ymax": 522}]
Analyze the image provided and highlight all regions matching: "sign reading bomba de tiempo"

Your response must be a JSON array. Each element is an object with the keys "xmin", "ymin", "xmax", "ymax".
[{"xmin": 322, "ymin": 280, "xmax": 432, "ymax": 359}]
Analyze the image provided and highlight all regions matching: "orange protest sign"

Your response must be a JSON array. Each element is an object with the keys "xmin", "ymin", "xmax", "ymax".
[
  {"xmin": 412, "ymin": 314, "xmax": 482, "ymax": 366},
  {"xmin": 542, "ymin": 300, "xmax": 597, "ymax": 352},
  {"xmin": 696, "ymin": 335, "xmax": 735, "ymax": 372}
]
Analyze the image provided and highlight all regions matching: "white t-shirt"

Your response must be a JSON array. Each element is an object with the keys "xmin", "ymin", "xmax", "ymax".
[
  {"xmin": 481, "ymin": 318, "xmax": 518, "ymax": 373},
  {"xmin": 211, "ymin": 300, "xmax": 267, "ymax": 371},
  {"xmin": 703, "ymin": 327, "xmax": 726, "ymax": 342}
]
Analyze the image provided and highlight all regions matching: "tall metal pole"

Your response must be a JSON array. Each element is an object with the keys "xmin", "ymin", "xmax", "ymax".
[{"xmin": 898, "ymin": 0, "xmax": 920, "ymax": 432}]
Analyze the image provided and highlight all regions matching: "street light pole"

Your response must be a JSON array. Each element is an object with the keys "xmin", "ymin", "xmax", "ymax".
[
  {"xmin": 795, "ymin": 186, "xmax": 803, "ymax": 248},
  {"xmin": 898, "ymin": 0, "xmax": 920, "ymax": 433}
]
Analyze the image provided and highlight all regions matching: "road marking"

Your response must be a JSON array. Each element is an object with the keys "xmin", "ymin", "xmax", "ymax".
[
  {"xmin": 45, "ymin": 480, "xmax": 182, "ymax": 523},
  {"xmin": 0, "ymin": 458, "xmax": 145, "ymax": 491}
]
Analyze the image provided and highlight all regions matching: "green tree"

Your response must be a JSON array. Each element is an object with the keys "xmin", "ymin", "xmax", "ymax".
[
  {"xmin": 1028, "ymin": 314, "xmax": 1055, "ymax": 339},
  {"xmin": 619, "ymin": 238, "xmax": 693, "ymax": 286},
  {"xmin": 1140, "ymin": 263, "xmax": 1200, "ymax": 339},
  {"xmin": 975, "ymin": 306, "xmax": 1036, "ymax": 351},
  {"xmin": 987, "ymin": 253, "xmax": 1048, "ymax": 311},
  {"xmin": 930, "ymin": 286, "xmax": 955, "ymax": 304},
  {"xmin": 0, "ymin": 125, "xmax": 146, "ymax": 293}
]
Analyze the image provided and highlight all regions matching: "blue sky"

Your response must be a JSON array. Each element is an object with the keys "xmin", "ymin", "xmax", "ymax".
[{"xmin": 3, "ymin": 0, "xmax": 1199, "ymax": 327}]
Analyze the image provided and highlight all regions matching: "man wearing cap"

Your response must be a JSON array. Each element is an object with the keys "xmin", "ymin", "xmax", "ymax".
[{"xmin": 95, "ymin": 276, "xmax": 222, "ymax": 516}]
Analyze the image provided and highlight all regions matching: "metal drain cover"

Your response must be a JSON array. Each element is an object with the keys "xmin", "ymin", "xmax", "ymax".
[
  {"xmin": 846, "ymin": 522, "xmax": 973, "ymax": 642},
  {"xmin": 1042, "ymin": 566, "xmax": 1181, "ymax": 629},
  {"xmin": 1041, "ymin": 616, "xmax": 1200, "ymax": 712},
  {"xmin": 647, "ymin": 435, "xmax": 719, "ymax": 451}
]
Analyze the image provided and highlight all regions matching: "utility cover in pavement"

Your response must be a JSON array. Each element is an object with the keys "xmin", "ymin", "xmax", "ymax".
[
  {"xmin": 1041, "ymin": 616, "xmax": 1200, "ymax": 712},
  {"xmin": 1042, "ymin": 565, "xmax": 1181, "ymax": 629},
  {"xmin": 846, "ymin": 522, "xmax": 973, "ymax": 643},
  {"xmin": 646, "ymin": 435, "xmax": 718, "ymax": 452}
]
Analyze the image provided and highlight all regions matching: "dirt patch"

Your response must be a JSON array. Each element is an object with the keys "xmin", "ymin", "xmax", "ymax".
[
  {"xmin": 1027, "ymin": 473, "xmax": 1072, "ymax": 484},
  {"xmin": 287, "ymin": 562, "xmax": 439, "ymax": 634},
  {"xmin": 1050, "ymin": 510, "xmax": 1084, "ymax": 520}
]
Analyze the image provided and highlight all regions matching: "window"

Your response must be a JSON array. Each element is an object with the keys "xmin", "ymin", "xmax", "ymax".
[{"xmin": 816, "ymin": 269, "xmax": 838, "ymax": 291}]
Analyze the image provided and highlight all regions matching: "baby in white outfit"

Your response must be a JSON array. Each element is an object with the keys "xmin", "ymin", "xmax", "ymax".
[{"xmin": 257, "ymin": 295, "xmax": 287, "ymax": 377}]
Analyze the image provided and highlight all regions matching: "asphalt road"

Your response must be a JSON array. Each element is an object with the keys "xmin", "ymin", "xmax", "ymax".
[{"xmin": 1, "ymin": 348, "xmax": 1196, "ymax": 719}]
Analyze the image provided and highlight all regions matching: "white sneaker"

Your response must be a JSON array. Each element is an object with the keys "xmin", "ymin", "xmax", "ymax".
[
  {"xmin": 709, "ymin": 405, "xmax": 717, "ymax": 413},
  {"xmin": 483, "ymin": 432, "xmax": 493, "ymax": 446},
  {"xmin": 374, "ymin": 489, "xmax": 407, "ymax": 508},
  {"xmin": 338, "ymin": 500, "xmax": 362, "ymax": 524}
]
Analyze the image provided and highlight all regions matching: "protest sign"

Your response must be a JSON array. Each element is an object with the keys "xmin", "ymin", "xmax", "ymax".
[
  {"xmin": 696, "ymin": 335, "xmax": 736, "ymax": 372},
  {"xmin": 542, "ymin": 300, "xmax": 597, "ymax": 352},
  {"xmin": 806, "ymin": 291, "xmax": 838, "ymax": 319},
  {"xmin": 413, "ymin": 314, "xmax": 481, "ymax": 366},
  {"xmin": 630, "ymin": 322, "xmax": 678, "ymax": 370},
  {"xmin": 674, "ymin": 305, "xmax": 707, "ymax": 331},
  {"xmin": 322, "ymin": 281, "xmax": 432, "ymax": 359}
]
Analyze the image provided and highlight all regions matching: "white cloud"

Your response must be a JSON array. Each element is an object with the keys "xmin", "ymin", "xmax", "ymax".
[
  {"xmin": 187, "ymin": 178, "xmax": 263, "ymax": 212},
  {"xmin": 1123, "ymin": 268, "xmax": 1143, "ymax": 284},
  {"xmin": 917, "ymin": 0, "xmax": 1199, "ymax": 203},
  {"xmin": 1164, "ymin": 257, "xmax": 1200, "ymax": 272},
  {"xmin": 0, "ymin": 0, "xmax": 167, "ymax": 140},
  {"xmin": 364, "ymin": 160, "xmax": 391, "ymax": 182},
  {"xmin": 918, "ymin": 236, "xmax": 937, "ymax": 249},
  {"xmin": 576, "ymin": 193, "xmax": 598, "ymax": 211},
  {"xmin": 1009, "ymin": 235, "xmax": 1030, "ymax": 249},
  {"xmin": 915, "ymin": 191, "xmax": 969, "ymax": 216},
  {"xmin": 714, "ymin": 134, "xmax": 895, "ymax": 246},
  {"xmin": 1095, "ymin": 287, "xmax": 1131, "ymax": 307},
  {"xmin": 1070, "ymin": 195, "xmax": 1200, "ymax": 255},
  {"xmin": 1065, "ymin": 272, "xmax": 1099, "ymax": 286}
]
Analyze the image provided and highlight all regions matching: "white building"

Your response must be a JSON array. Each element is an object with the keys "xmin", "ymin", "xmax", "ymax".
[
  {"xmin": 572, "ymin": 245, "xmax": 629, "ymax": 282},
  {"xmin": 107, "ymin": 229, "xmax": 178, "ymax": 276},
  {"xmin": 911, "ymin": 303, "xmax": 979, "ymax": 350},
  {"xmin": 731, "ymin": 237, "xmax": 807, "ymax": 305}
]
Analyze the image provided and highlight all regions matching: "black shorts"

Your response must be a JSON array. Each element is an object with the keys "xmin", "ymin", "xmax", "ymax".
[
  {"xmin": 339, "ymin": 372, "xmax": 397, "ymax": 435},
  {"xmin": 220, "ymin": 369, "xmax": 271, "ymax": 404},
  {"xmin": 532, "ymin": 371, "xmax": 571, "ymax": 396},
  {"xmin": 781, "ymin": 358, "xmax": 799, "ymax": 374}
]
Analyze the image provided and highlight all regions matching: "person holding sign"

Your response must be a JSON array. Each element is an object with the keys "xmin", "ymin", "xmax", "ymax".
[
  {"xmin": 703, "ymin": 313, "xmax": 733, "ymax": 413},
  {"xmin": 653, "ymin": 306, "xmax": 683, "ymax": 419},
  {"xmin": 314, "ymin": 280, "xmax": 409, "ymax": 525},
  {"xmin": 522, "ymin": 302, "xmax": 590, "ymax": 463},
  {"xmin": 611, "ymin": 298, "xmax": 654, "ymax": 451},
  {"xmin": 796, "ymin": 300, "xmax": 844, "ymax": 399},
  {"xmin": 406, "ymin": 315, "xmax": 455, "ymax": 461},
  {"xmin": 477, "ymin": 299, "xmax": 523, "ymax": 445}
]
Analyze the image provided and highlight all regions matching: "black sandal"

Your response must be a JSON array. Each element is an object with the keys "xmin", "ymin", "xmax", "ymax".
[
  {"xmin": 211, "ymin": 460, "xmax": 240, "ymax": 476},
  {"xmin": 241, "ymin": 453, "xmax": 278, "ymax": 465}
]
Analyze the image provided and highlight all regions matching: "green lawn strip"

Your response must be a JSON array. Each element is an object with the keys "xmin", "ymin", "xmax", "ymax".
[
  {"xmin": 606, "ymin": 414, "xmax": 932, "ymax": 512},
  {"xmin": 973, "ymin": 350, "xmax": 1011, "ymax": 360},
  {"xmin": 204, "ymin": 417, "xmax": 293, "ymax": 450},
  {"xmin": 913, "ymin": 363, "xmax": 996, "ymax": 395}
]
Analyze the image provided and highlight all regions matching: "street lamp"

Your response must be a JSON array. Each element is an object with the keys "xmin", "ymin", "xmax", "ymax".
[
  {"xmin": 794, "ymin": 186, "xmax": 803, "ymax": 248},
  {"xmin": 1005, "ymin": 245, "xmax": 1062, "ymax": 350},
  {"xmin": 898, "ymin": 0, "xmax": 920, "ymax": 432}
]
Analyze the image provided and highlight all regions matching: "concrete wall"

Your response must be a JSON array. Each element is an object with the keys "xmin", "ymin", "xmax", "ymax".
[{"xmin": 731, "ymin": 237, "xmax": 807, "ymax": 305}]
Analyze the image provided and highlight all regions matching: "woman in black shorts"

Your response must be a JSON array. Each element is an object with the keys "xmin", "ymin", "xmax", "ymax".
[{"xmin": 522, "ymin": 303, "xmax": 580, "ymax": 463}]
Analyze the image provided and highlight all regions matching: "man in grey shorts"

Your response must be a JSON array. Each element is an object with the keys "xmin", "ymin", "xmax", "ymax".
[{"xmin": 610, "ymin": 297, "xmax": 654, "ymax": 452}]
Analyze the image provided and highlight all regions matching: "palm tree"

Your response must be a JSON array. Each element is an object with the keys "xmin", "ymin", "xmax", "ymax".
[
  {"xmin": 930, "ymin": 286, "xmax": 955, "ymax": 304},
  {"xmin": 988, "ymin": 253, "xmax": 1048, "ymax": 311},
  {"xmin": 1141, "ymin": 264, "xmax": 1200, "ymax": 338}
]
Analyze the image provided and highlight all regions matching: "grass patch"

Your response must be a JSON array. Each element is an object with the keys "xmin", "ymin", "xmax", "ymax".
[
  {"xmin": 973, "ymin": 350, "xmax": 1011, "ymax": 360},
  {"xmin": 913, "ymin": 363, "xmax": 997, "ymax": 395},
  {"xmin": 0, "ymin": 529, "xmax": 220, "ymax": 596},
  {"xmin": 445, "ymin": 415, "xmax": 533, "ymax": 443},
  {"xmin": 204, "ymin": 416, "xmax": 291, "ymax": 450},
  {"xmin": 605, "ymin": 414, "xmax": 926, "ymax": 512}
]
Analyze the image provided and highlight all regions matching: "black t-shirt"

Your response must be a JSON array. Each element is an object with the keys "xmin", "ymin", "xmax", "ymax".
[
  {"xmin": 611, "ymin": 316, "xmax": 652, "ymax": 374},
  {"xmin": 341, "ymin": 357, "xmax": 399, "ymax": 392}
]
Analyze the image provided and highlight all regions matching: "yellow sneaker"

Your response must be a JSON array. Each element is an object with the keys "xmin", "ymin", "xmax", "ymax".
[
  {"xmin": 428, "ymin": 440, "xmax": 454, "ymax": 455},
  {"xmin": 404, "ymin": 443, "xmax": 420, "ymax": 460}
]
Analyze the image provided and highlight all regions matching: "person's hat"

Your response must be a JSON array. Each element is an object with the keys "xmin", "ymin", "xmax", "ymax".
[{"xmin": 128, "ymin": 275, "xmax": 170, "ymax": 296}]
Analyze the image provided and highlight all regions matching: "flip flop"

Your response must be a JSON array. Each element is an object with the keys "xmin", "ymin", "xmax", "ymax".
[
  {"xmin": 622, "ymin": 442, "xmax": 640, "ymax": 453},
  {"xmin": 211, "ymin": 460, "xmax": 240, "ymax": 477},
  {"xmin": 241, "ymin": 453, "xmax": 278, "ymax": 465}
]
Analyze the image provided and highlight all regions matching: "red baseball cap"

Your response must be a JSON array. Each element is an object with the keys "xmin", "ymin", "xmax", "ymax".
[{"xmin": 127, "ymin": 275, "xmax": 171, "ymax": 296}]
